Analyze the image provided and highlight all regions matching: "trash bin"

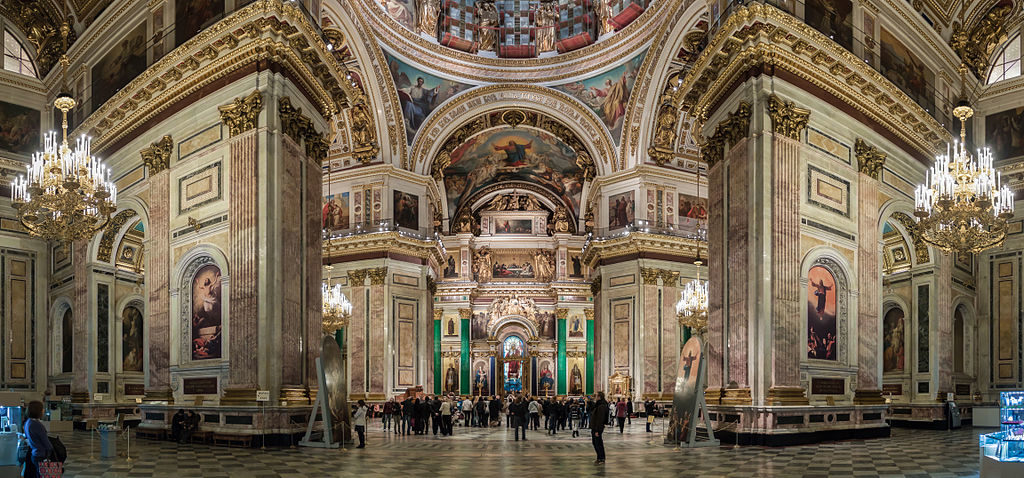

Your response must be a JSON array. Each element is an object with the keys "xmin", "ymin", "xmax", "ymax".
[{"xmin": 98, "ymin": 429, "xmax": 118, "ymax": 458}]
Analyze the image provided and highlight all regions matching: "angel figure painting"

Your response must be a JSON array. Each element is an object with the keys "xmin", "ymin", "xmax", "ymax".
[
  {"xmin": 555, "ymin": 50, "xmax": 647, "ymax": 141},
  {"xmin": 807, "ymin": 266, "xmax": 838, "ymax": 361}
]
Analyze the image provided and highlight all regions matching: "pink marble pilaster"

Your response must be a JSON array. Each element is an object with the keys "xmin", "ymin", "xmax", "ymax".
[
  {"xmin": 856, "ymin": 174, "xmax": 881, "ymax": 395},
  {"xmin": 706, "ymin": 160, "xmax": 725, "ymax": 393},
  {"xmin": 661, "ymin": 280, "xmax": 678, "ymax": 395},
  {"xmin": 769, "ymin": 134, "xmax": 802, "ymax": 391},
  {"xmin": 643, "ymin": 280, "xmax": 659, "ymax": 396},
  {"xmin": 348, "ymin": 273, "xmax": 366, "ymax": 394},
  {"xmin": 305, "ymin": 146, "xmax": 323, "ymax": 388},
  {"xmin": 936, "ymin": 254, "xmax": 954, "ymax": 396},
  {"xmin": 726, "ymin": 141, "xmax": 750, "ymax": 388},
  {"xmin": 279, "ymin": 138, "xmax": 304, "ymax": 386},
  {"xmin": 228, "ymin": 131, "xmax": 260, "ymax": 390},
  {"xmin": 369, "ymin": 275, "xmax": 386, "ymax": 393},
  {"xmin": 71, "ymin": 238, "xmax": 90, "ymax": 401},
  {"xmin": 146, "ymin": 170, "xmax": 171, "ymax": 398}
]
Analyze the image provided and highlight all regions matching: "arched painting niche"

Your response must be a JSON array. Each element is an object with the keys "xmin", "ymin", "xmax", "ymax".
[
  {"xmin": 122, "ymin": 304, "xmax": 144, "ymax": 372},
  {"xmin": 807, "ymin": 265, "xmax": 838, "ymax": 361},
  {"xmin": 883, "ymin": 306, "xmax": 906, "ymax": 373}
]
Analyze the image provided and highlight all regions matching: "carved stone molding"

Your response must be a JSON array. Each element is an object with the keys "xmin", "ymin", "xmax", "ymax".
[
  {"xmin": 855, "ymin": 138, "xmax": 887, "ymax": 179},
  {"xmin": 97, "ymin": 209, "xmax": 139, "ymax": 262},
  {"xmin": 701, "ymin": 101, "xmax": 751, "ymax": 168},
  {"xmin": 219, "ymin": 90, "xmax": 264, "ymax": 137},
  {"xmin": 640, "ymin": 267, "xmax": 661, "ymax": 285},
  {"xmin": 347, "ymin": 269, "xmax": 368, "ymax": 286},
  {"xmin": 590, "ymin": 275, "xmax": 602, "ymax": 296},
  {"xmin": 767, "ymin": 95, "xmax": 810, "ymax": 140},
  {"xmin": 367, "ymin": 267, "xmax": 387, "ymax": 285},
  {"xmin": 140, "ymin": 135, "xmax": 173, "ymax": 174}
]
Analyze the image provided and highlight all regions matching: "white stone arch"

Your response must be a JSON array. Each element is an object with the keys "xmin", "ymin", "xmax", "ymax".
[
  {"xmin": 48, "ymin": 297, "xmax": 74, "ymax": 376},
  {"xmin": 800, "ymin": 246, "xmax": 854, "ymax": 366},
  {"xmin": 878, "ymin": 199, "xmax": 934, "ymax": 268},
  {"xmin": 622, "ymin": 0, "xmax": 708, "ymax": 169},
  {"xmin": 114, "ymin": 294, "xmax": 146, "ymax": 375},
  {"xmin": 172, "ymin": 244, "xmax": 231, "ymax": 367},
  {"xmin": 488, "ymin": 315, "xmax": 539, "ymax": 341}
]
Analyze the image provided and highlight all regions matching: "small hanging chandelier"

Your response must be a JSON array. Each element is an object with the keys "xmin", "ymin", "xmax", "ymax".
[
  {"xmin": 321, "ymin": 267, "xmax": 352, "ymax": 335},
  {"xmin": 677, "ymin": 170, "xmax": 709, "ymax": 334},
  {"xmin": 914, "ymin": 80, "xmax": 1014, "ymax": 255}
]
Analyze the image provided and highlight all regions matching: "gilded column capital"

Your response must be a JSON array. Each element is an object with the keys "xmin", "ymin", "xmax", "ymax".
[
  {"xmin": 426, "ymin": 276, "xmax": 437, "ymax": 295},
  {"xmin": 700, "ymin": 101, "xmax": 750, "ymax": 169},
  {"xmin": 219, "ymin": 90, "xmax": 264, "ymax": 137},
  {"xmin": 556, "ymin": 308, "xmax": 569, "ymax": 320},
  {"xmin": 590, "ymin": 275, "xmax": 602, "ymax": 296},
  {"xmin": 367, "ymin": 267, "xmax": 387, "ymax": 285},
  {"xmin": 855, "ymin": 138, "xmax": 887, "ymax": 179},
  {"xmin": 347, "ymin": 269, "xmax": 368, "ymax": 286},
  {"xmin": 767, "ymin": 94, "xmax": 810, "ymax": 140},
  {"xmin": 640, "ymin": 267, "xmax": 660, "ymax": 285},
  {"xmin": 432, "ymin": 309, "xmax": 443, "ymax": 321},
  {"xmin": 583, "ymin": 309, "xmax": 594, "ymax": 321},
  {"xmin": 139, "ymin": 135, "xmax": 173, "ymax": 174},
  {"xmin": 658, "ymin": 269, "xmax": 679, "ymax": 287},
  {"xmin": 458, "ymin": 308, "xmax": 473, "ymax": 320}
]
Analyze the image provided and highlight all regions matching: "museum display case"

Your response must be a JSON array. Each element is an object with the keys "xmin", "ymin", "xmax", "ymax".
[
  {"xmin": 0, "ymin": 405, "xmax": 23, "ymax": 466},
  {"xmin": 980, "ymin": 392, "xmax": 1024, "ymax": 476}
]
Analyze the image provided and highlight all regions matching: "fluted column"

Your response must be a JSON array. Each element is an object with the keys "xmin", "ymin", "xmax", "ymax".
[
  {"xmin": 854, "ymin": 139, "xmax": 885, "ymax": 404},
  {"xmin": 143, "ymin": 159, "xmax": 172, "ymax": 402},
  {"xmin": 641, "ymin": 268, "xmax": 660, "ymax": 397},
  {"xmin": 347, "ymin": 269, "xmax": 367, "ymax": 396},
  {"xmin": 765, "ymin": 95, "xmax": 810, "ymax": 406},
  {"xmin": 706, "ymin": 158, "xmax": 725, "ymax": 404},
  {"xmin": 280, "ymin": 136, "xmax": 304, "ymax": 387},
  {"xmin": 71, "ymin": 239, "xmax": 90, "ymax": 403},
  {"xmin": 660, "ymin": 270, "xmax": 679, "ymax": 397},
  {"xmin": 725, "ymin": 140, "xmax": 751, "ymax": 404},
  {"xmin": 368, "ymin": 267, "xmax": 387, "ymax": 395}
]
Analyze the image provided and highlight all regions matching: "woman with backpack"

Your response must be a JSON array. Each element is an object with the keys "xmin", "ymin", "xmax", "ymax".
[{"xmin": 20, "ymin": 401, "xmax": 53, "ymax": 478}]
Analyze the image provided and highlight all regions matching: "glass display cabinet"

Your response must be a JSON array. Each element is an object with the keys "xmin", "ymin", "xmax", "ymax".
[
  {"xmin": 0, "ymin": 405, "xmax": 23, "ymax": 466},
  {"xmin": 980, "ymin": 391, "xmax": 1024, "ymax": 477}
]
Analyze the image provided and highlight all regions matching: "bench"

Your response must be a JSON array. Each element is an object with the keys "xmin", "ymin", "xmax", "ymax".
[
  {"xmin": 190, "ymin": 430, "xmax": 213, "ymax": 444},
  {"xmin": 136, "ymin": 428, "xmax": 166, "ymax": 441},
  {"xmin": 213, "ymin": 433, "xmax": 252, "ymax": 448}
]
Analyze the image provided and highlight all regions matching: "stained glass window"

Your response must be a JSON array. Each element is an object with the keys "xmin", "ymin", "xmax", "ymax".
[{"xmin": 503, "ymin": 335, "xmax": 525, "ymax": 358}]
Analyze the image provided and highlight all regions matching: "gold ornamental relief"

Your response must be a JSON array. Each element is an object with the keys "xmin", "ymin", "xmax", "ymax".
[
  {"xmin": 855, "ymin": 138, "xmax": 887, "ymax": 179},
  {"xmin": 767, "ymin": 95, "xmax": 810, "ymax": 140},
  {"xmin": 367, "ymin": 267, "xmax": 388, "ymax": 285},
  {"xmin": 139, "ymin": 135, "xmax": 173, "ymax": 174},
  {"xmin": 220, "ymin": 90, "xmax": 264, "ymax": 137},
  {"xmin": 347, "ymin": 269, "xmax": 368, "ymax": 286}
]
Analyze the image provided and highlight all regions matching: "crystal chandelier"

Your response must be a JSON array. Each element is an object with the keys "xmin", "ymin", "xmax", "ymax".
[
  {"xmin": 914, "ymin": 100, "xmax": 1014, "ymax": 255},
  {"xmin": 10, "ymin": 95, "xmax": 117, "ymax": 246},
  {"xmin": 321, "ymin": 281, "xmax": 352, "ymax": 336}
]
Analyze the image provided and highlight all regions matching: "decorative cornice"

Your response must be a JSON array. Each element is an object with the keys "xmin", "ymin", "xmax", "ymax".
[
  {"xmin": 855, "ymin": 138, "xmax": 887, "ymax": 179},
  {"xmin": 220, "ymin": 90, "xmax": 264, "ymax": 137},
  {"xmin": 139, "ymin": 135, "xmax": 173, "ymax": 174},
  {"xmin": 767, "ymin": 95, "xmax": 810, "ymax": 140},
  {"xmin": 347, "ymin": 269, "xmax": 368, "ymax": 286},
  {"xmin": 582, "ymin": 232, "xmax": 707, "ymax": 268},
  {"xmin": 367, "ymin": 267, "xmax": 387, "ymax": 285}
]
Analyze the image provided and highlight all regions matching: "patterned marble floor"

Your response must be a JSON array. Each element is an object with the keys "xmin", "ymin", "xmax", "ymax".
[{"xmin": 56, "ymin": 419, "xmax": 984, "ymax": 477}]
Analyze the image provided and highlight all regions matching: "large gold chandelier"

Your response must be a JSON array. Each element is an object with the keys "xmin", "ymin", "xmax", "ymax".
[
  {"xmin": 676, "ymin": 261, "xmax": 708, "ymax": 334},
  {"xmin": 914, "ymin": 100, "xmax": 1014, "ymax": 255},
  {"xmin": 10, "ymin": 95, "xmax": 117, "ymax": 246},
  {"xmin": 321, "ymin": 274, "xmax": 352, "ymax": 336}
]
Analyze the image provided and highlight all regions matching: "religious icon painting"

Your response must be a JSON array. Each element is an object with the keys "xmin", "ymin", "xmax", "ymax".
[
  {"xmin": 608, "ymin": 191, "xmax": 635, "ymax": 230},
  {"xmin": 807, "ymin": 265, "xmax": 838, "ymax": 361},
  {"xmin": 883, "ymin": 307, "xmax": 905, "ymax": 372},
  {"xmin": 393, "ymin": 190, "xmax": 419, "ymax": 230},
  {"xmin": 122, "ymin": 306, "xmax": 144, "ymax": 372},
  {"xmin": 322, "ymin": 192, "xmax": 350, "ymax": 231},
  {"xmin": 191, "ymin": 264, "xmax": 223, "ymax": 360}
]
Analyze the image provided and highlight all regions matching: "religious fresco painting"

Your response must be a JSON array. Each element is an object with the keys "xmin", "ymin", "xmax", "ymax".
[
  {"xmin": 443, "ymin": 254, "xmax": 458, "ymax": 278},
  {"xmin": 381, "ymin": 0, "xmax": 416, "ymax": 31},
  {"xmin": 443, "ymin": 128, "xmax": 584, "ymax": 216},
  {"xmin": 985, "ymin": 107, "xmax": 1024, "ymax": 161},
  {"xmin": 568, "ymin": 315, "xmax": 585, "ymax": 338},
  {"xmin": 322, "ymin": 192, "xmax": 350, "ymax": 231},
  {"xmin": 805, "ymin": 0, "xmax": 853, "ymax": 50},
  {"xmin": 175, "ymin": 0, "xmax": 226, "ymax": 47},
  {"xmin": 536, "ymin": 311, "xmax": 556, "ymax": 340},
  {"xmin": 61, "ymin": 309, "xmax": 73, "ymax": 373},
  {"xmin": 538, "ymin": 359, "xmax": 555, "ymax": 395},
  {"xmin": 0, "ymin": 101, "xmax": 40, "ymax": 155},
  {"xmin": 385, "ymin": 53, "xmax": 471, "ymax": 143},
  {"xmin": 393, "ymin": 190, "xmax": 419, "ymax": 230},
  {"xmin": 473, "ymin": 359, "xmax": 489, "ymax": 395},
  {"xmin": 494, "ymin": 219, "xmax": 533, "ymax": 234},
  {"xmin": 569, "ymin": 360, "xmax": 584, "ymax": 395},
  {"xmin": 555, "ymin": 50, "xmax": 647, "ymax": 141},
  {"xmin": 97, "ymin": 284, "xmax": 110, "ymax": 373},
  {"xmin": 490, "ymin": 250, "xmax": 537, "ymax": 280},
  {"xmin": 608, "ymin": 191, "xmax": 635, "ymax": 230},
  {"xmin": 879, "ymin": 28, "xmax": 934, "ymax": 114},
  {"xmin": 569, "ymin": 254, "xmax": 584, "ymax": 277},
  {"xmin": 807, "ymin": 265, "xmax": 837, "ymax": 361},
  {"xmin": 677, "ymin": 193, "xmax": 707, "ymax": 231},
  {"xmin": 92, "ymin": 22, "xmax": 148, "ymax": 111},
  {"xmin": 122, "ymin": 306, "xmax": 144, "ymax": 372},
  {"xmin": 471, "ymin": 312, "xmax": 488, "ymax": 340},
  {"xmin": 883, "ymin": 307, "xmax": 905, "ymax": 372},
  {"xmin": 191, "ymin": 264, "xmax": 223, "ymax": 360}
]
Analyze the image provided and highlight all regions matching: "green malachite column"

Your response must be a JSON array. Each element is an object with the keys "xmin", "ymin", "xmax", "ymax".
[
  {"xmin": 460, "ymin": 315, "xmax": 470, "ymax": 395},
  {"xmin": 434, "ymin": 315, "xmax": 442, "ymax": 395},
  {"xmin": 557, "ymin": 309, "xmax": 567, "ymax": 395},
  {"xmin": 585, "ymin": 310, "xmax": 594, "ymax": 395}
]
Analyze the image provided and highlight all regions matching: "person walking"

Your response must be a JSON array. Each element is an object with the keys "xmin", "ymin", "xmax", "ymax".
[
  {"xmin": 382, "ymin": 399, "xmax": 393, "ymax": 431},
  {"xmin": 548, "ymin": 399, "xmax": 561, "ymax": 435},
  {"xmin": 627, "ymin": 398, "xmax": 634, "ymax": 425},
  {"xmin": 353, "ymin": 400, "xmax": 368, "ymax": 448},
  {"xmin": 476, "ymin": 397, "xmax": 488, "ymax": 427},
  {"xmin": 590, "ymin": 392, "xmax": 609, "ymax": 465},
  {"xmin": 528, "ymin": 397, "xmax": 540, "ymax": 430},
  {"xmin": 615, "ymin": 398, "xmax": 627, "ymax": 433},
  {"xmin": 504, "ymin": 399, "xmax": 512, "ymax": 428},
  {"xmin": 517, "ymin": 397, "xmax": 529, "ymax": 440},
  {"xmin": 569, "ymin": 400, "xmax": 582, "ymax": 437},
  {"xmin": 392, "ymin": 398, "xmax": 404, "ymax": 434}
]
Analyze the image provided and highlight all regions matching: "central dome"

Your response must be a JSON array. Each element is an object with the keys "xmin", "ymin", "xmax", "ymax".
[{"xmin": 379, "ymin": 0, "xmax": 653, "ymax": 58}]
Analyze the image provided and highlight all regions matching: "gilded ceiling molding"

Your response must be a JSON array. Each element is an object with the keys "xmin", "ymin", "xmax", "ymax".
[
  {"xmin": 766, "ymin": 95, "xmax": 810, "ymax": 140},
  {"xmin": 855, "ymin": 139, "xmax": 887, "ymax": 179},
  {"xmin": 890, "ymin": 212, "xmax": 931, "ymax": 264},
  {"xmin": 359, "ymin": 0, "xmax": 671, "ymax": 82},
  {"xmin": 73, "ymin": 0, "xmax": 369, "ymax": 155},
  {"xmin": 950, "ymin": 2, "xmax": 1013, "ymax": 77},
  {"xmin": 97, "ymin": 209, "xmax": 139, "ymax": 263},
  {"xmin": 220, "ymin": 90, "xmax": 264, "ymax": 137},
  {"xmin": 409, "ymin": 85, "xmax": 615, "ymax": 177},
  {"xmin": 660, "ymin": 3, "xmax": 948, "ymax": 165},
  {"xmin": 139, "ymin": 135, "xmax": 173, "ymax": 174}
]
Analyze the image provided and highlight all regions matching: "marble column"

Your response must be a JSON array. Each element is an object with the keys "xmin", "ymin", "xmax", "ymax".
[
  {"xmin": 641, "ymin": 268, "xmax": 660, "ymax": 397},
  {"xmin": 557, "ymin": 308, "xmax": 568, "ymax": 395},
  {"xmin": 854, "ymin": 140, "xmax": 885, "ymax": 404},
  {"xmin": 724, "ymin": 140, "xmax": 751, "ymax": 404},
  {"xmin": 368, "ymin": 267, "xmax": 387, "ymax": 395},
  {"xmin": 144, "ymin": 167, "xmax": 172, "ymax": 402},
  {"xmin": 706, "ymin": 157, "xmax": 725, "ymax": 404},
  {"xmin": 660, "ymin": 270, "xmax": 679, "ymax": 397},
  {"xmin": 219, "ymin": 90, "xmax": 264, "ymax": 404},
  {"xmin": 71, "ymin": 238, "xmax": 90, "ymax": 403},
  {"xmin": 347, "ymin": 269, "xmax": 367, "ymax": 396},
  {"xmin": 280, "ymin": 137, "xmax": 304, "ymax": 387},
  {"xmin": 304, "ymin": 151, "xmax": 323, "ymax": 391},
  {"xmin": 765, "ymin": 95, "xmax": 809, "ymax": 406},
  {"xmin": 585, "ymin": 308, "xmax": 595, "ymax": 394},
  {"xmin": 935, "ymin": 254, "xmax": 955, "ymax": 400}
]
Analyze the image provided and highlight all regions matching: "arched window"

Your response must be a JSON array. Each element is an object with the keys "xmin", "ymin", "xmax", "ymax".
[
  {"xmin": 988, "ymin": 33, "xmax": 1021, "ymax": 84},
  {"xmin": 2, "ymin": 29, "xmax": 36, "ymax": 77},
  {"xmin": 503, "ymin": 335, "xmax": 524, "ymax": 358}
]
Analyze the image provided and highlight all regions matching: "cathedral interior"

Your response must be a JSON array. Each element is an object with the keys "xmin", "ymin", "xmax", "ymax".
[{"xmin": 0, "ymin": 0, "xmax": 1023, "ymax": 474}]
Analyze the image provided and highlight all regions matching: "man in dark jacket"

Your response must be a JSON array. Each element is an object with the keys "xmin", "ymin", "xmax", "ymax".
[
  {"xmin": 512, "ymin": 398, "xmax": 527, "ymax": 441},
  {"xmin": 590, "ymin": 392, "xmax": 609, "ymax": 465},
  {"xmin": 488, "ymin": 396, "xmax": 500, "ymax": 426},
  {"xmin": 475, "ymin": 398, "xmax": 487, "ymax": 427},
  {"xmin": 626, "ymin": 398, "xmax": 634, "ymax": 425},
  {"xmin": 432, "ymin": 396, "xmax": 443, "ymax": 435}
]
